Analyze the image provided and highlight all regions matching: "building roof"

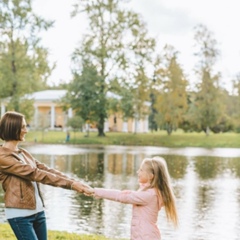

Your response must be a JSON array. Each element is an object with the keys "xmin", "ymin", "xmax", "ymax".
[
  {"xmin": 27, "ymin": 90, "xmax": 67, "ymax": 101},
  {"xmin": 27, "ymin": 89, "xmax": 122, "ymax": 102},
  {"xmin": 25, "ymin": 89, "xmax": 151, "ymax": 107}
]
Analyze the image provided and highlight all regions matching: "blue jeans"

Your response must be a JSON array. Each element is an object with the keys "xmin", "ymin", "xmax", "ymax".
[{"xmin": 8, "ymin": 211, "xmax": 47, "ymax": 240}]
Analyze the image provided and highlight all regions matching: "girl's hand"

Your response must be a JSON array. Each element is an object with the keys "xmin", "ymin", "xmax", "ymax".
[
  {"xmin": 83, "ymin": 185, "xmax": 95, "ymax": 196},
  {"xmin": 71, "ymin": 181, "xmax": 93, "ymax": 195}
]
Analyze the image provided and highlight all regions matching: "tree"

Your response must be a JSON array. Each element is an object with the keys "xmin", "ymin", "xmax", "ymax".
[
  {"xmin": 153, "ymin": 45, "xmax": 188, "ymax": 135},
  {"xmin": 0, "ymin": 0, "xmax": 54, "ymax": 113},
  {"xmin": 65, "ymin": 62, "xmax": 106, "ymax": 136},
  {"xmin": 131, "ymin": 67, "xmax": 151, "ymax": 133},
  {"xmin": 191, "ymin": 24, "xmax": 224, "ymax": 135},
  {"xmin": 71, "ymin": 0, "xmax": 155, "ymax": 136},
  {"xmin": 149, "ymin": 73, "xmax": 158, "ymax": 132}
]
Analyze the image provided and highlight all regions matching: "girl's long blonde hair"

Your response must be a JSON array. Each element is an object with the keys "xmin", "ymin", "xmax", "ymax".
[{"xmin": 143, "ymin": 156, "xmax": 178, "ymax": 227}]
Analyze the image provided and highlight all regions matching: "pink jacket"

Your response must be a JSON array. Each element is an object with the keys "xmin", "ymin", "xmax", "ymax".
[{"xmin": 94, "ymin": 185, "xmax": 163, "ymax": 240}]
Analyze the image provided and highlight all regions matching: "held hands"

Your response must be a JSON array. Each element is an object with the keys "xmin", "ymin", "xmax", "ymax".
[{"xmin": 71, "ymin": 181, "xmax": 95, "ymax": 196}]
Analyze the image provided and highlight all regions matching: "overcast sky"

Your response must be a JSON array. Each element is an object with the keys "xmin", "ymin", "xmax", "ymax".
[{"xmin": 33, "ymin": 0, "xmax": 240, "ymax": 92}]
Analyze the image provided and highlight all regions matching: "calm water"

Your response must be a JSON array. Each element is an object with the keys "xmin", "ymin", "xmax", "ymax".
[{"xmin": 1, "ymin": 144, "xmax": 240, "ymax": 240}]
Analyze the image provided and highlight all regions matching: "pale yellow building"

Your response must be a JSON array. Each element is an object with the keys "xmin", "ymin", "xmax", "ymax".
[{"xmin": 1, "ymin": 90, "xmax": 149, "ymax": 133}]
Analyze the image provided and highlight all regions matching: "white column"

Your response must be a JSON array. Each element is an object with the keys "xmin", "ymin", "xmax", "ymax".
[
  {"xmin": 1, "ymin": 102, "xmax": 6, "ymax": 117},
  {"xmin": 82, "ymin": 123, "xmax": 89, "ymax": 133},
  {"xmin": 144, "ymin": 116, "xmax": 149, "ymax": 132},
  {"xmin": 104, "ymin": 120, "xmax": 109, "ymax": 132},
  {"xmin": 122, "ymin": 121, "xmax": 128, "ymax": 132},
  {"xmin": 134, "ymin": 118, "xmax": 140, "ymax": 133},
  {"xmin": 34, "ymin": 104, "xmax": 38, "ymax": 129},
  {"xmin": 51, "ymin": 105, "xmax": 55, "ymax": 129},
  {"xmin": 138, "ymin": 120, "xmax": 142, "ymax": 133},
  {"xmin": 132, "ymin": 119, "xmax": 135, "ymax": 133},
  {"xmin": 68, "ymin": 108, "xmax": 73, "ymax": 118}
]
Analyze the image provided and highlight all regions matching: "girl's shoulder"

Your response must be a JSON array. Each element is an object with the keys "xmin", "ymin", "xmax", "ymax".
[{"xmin": 141, "ymin": 187, "xmax": 158, "ymax": 196}]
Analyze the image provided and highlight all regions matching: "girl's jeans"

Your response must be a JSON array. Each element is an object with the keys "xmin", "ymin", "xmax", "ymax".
[{"xmin": 8, "ymin": 211, "xmax": 47, "ymax": 240}]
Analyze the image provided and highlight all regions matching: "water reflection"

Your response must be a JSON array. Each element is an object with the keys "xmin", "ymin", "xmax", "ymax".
[{"xmin": 0, "ymin": 145, "xmax": 240, "ymax": 240}]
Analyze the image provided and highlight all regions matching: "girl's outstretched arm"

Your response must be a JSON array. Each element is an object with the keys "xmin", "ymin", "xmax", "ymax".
[{"xmin": 94, "ymin": 188, "xmax": 156, "ymax": 205}]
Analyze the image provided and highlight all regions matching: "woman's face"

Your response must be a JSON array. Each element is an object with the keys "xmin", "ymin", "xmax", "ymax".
[{"xmin": 20, "ymin": 118, "xmax": 28, "ymax": 141}]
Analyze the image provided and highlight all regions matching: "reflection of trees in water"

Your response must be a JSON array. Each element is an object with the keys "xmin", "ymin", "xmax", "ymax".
[
  {"xmin": 74, "ymin": 194, "xmax": 95, "ymax": 216},
  {"xmin": 196, "ymin": 182, "xmax": 215, "ymax": 220},
  {"xmin": 107, "ymin": 153, "xmax": 144, "ymax": 175},
  {"xmin": 163, "ymin": 155, "xmax": 188, "ymax": 179},
  {"xmin": 228, "ymin": 158, "xmax": 240, "ymax": 177},
  {"xmin": 195, "ymin": 156, "xmax": 225, "ymax": 179},
  {"xmin": 30, "ymin": 152, "xmax": 240, "ymax": 183},
  {"xmin": 108, "ymin": 154, "xmax": 122, "ymax": 174},
  {"xmin": 71, "ymin": 153, "xmax": 104, "ymax": 183},
  {"xmin": 35, "ymin": 152, "xmax": 190, "ymax": 181}
]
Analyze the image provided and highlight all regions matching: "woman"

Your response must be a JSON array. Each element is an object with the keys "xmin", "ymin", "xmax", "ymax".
[
  {"xmin": 0, "ymin": 111, "xmax": 92, "ymax": 240},
  {"xmin": 91, "ymin": 156, "xmax": 178, "ymax": 240}
]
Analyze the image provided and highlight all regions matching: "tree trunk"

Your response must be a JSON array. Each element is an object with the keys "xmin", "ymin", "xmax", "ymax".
[
  {"xmin": 97, "ymin": 114, "xmax": 105, "ymax": 137},
  {"xmin": 166, "ymin": 123, "xmax": 172, "ymax": 135}
]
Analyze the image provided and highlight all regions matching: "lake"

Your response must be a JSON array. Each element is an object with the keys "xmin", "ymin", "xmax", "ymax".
[{"xmin": 1, "ymin": 144, "xmax": 240, "ymax": 240}]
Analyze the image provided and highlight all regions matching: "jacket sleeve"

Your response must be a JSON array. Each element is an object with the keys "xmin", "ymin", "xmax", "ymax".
[
  {"xmin": 21, "ymin": 148, "xmax": 73, "ymax": 180},
  {"xmin": 35, "ymin": 159, "xmax": 73, "ymax": 179},
  {"xmin": 0, "ymin": 153, "xmax": 74, "ymax": 190},
  {"xmin": 94, "ymin": 188, "xmax": 154, "ymax": 205}
]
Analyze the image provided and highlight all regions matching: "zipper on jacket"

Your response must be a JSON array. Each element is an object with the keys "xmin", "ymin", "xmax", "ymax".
[{"xmin": 20, "ymin": 181, "xmax": 24, "ymax": 201}]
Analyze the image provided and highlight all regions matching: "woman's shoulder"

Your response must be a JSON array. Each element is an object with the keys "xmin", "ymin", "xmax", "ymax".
[
  {"xmin": 0, "ymin": 146, "xmax": 12, "ymax": 155},
  {"xmin": 19, "ymin": 147, "xmax": 32, "ymax": 156}
]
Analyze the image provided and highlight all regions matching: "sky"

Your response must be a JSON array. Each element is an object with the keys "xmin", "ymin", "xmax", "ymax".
[{"xmin": 32, "ymin": 0, "xmax": 240, "ymax": 92}]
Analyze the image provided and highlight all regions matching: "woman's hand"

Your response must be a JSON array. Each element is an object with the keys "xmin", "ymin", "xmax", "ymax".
[
  {"xmin": 71, "ymin": 181, "xmax": 94, "ymax": 196},
  {"xmin": 83, "ymin": 186, "xmax": 95, "ymax": 196}
]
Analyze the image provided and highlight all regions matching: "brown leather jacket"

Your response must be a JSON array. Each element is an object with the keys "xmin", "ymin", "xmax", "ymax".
[{"xmin": 0, "ymin": 146, "xmax": 74, "ymax": 209}]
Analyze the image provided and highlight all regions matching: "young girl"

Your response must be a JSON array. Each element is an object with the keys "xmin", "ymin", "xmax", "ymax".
[{"xmin": 92, "ymin": 156, "xmax": 178, "ymax": 240}]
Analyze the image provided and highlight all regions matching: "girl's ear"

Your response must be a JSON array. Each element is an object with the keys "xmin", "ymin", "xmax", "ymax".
[{"xmin": 149, "ymin": 172, "xmax": 154, "ymax": 181}]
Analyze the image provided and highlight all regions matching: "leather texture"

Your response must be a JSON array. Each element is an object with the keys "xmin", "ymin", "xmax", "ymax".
[{"xmin": 0, "ymin": 146, "xmax": 74, "ymax": 209}]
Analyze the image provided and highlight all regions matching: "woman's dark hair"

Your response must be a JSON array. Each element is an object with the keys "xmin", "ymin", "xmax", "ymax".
[{"xmin": 0, "ymin": 111, "xmax": 24, "ymax": 141}]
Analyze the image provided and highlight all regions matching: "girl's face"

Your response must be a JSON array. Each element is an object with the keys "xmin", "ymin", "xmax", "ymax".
[
  {"xmin": 137, "ymin": 162, "xmax": 153, "ymax": 184},
  {"xmin": 20, "ymin": 118, "xmax": 28, "ymax": 141}
]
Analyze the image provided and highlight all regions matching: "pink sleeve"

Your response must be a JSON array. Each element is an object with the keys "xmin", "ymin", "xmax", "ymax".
[{"xmin": 94, "ymin": 188, "xmax": 154, "ymax": 205}]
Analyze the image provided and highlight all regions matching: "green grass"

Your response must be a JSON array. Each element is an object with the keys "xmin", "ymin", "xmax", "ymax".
[
  {"xmin": 0, "ymin": 223, "xmax": 125, "ymax": 240},
  {"xmin": 23, "ymin": 130, "xmax": 240, "ymax": 148}
]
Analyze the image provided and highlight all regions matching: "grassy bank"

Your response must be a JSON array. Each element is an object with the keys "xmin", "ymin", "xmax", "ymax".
[
  {"xmin": 23, "ymin": 130, "xmax": 240, "ymax": 148},
  {"xmin": 0, "ymin": 223, "xmax": 125, "ymax": 240}
]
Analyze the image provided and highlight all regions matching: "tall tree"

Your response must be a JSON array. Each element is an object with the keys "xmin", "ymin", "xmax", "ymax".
[
  {"xmin": 0, "ymin": 0, "xmax": 53, "ymax": 114},
  {"xmin": 71, "ymin": 0, "xmax": 155, "ymax": 136},
  {"xmin": 65, "ymin": 62, "xmax": 106, "ymax": 136},
  {"xmin": 131, "ymin": 66, "xmax": 151, "ymax": 133},
  {"xmin": 153, "ymin": 45, "xmax": 188, "ymax": 135},
  {"xmin": 149, "ymin": 55, "xmax": 163, "ymax": 132},
  {"xmin": 192, "ymin": 24, "xmax": 223, "ymax": 135}
]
